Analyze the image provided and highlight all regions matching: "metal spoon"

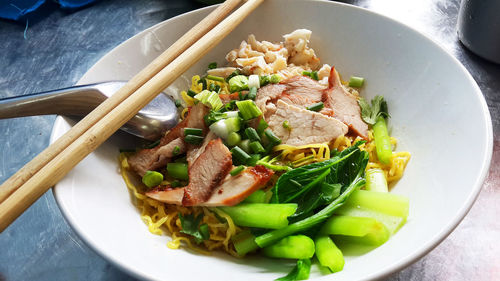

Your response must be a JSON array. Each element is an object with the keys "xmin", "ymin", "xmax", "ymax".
[{"xmin": 0, "ymin": 81, "xmax": 179, "ymax": 141}]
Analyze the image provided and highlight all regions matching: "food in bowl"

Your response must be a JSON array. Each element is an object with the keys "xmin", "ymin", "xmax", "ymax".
[{"xmin": 119, "ymin": 29, "xmax": 411, "ymax": 279}]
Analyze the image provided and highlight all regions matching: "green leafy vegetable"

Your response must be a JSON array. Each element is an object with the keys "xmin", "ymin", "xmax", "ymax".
[
  {"xmin": 255, "ymin": 145, "xmax": 368, "ymax": 248},
  {"xmin": 178, "ymin": 213, "xmax": 210, "ymax": 244},
  {"xmin": 208, "ymin": 62, "xmax": 217, "ymax": 69},
  {"xmin": 358, "ymin": 95, "xmax": 389, "ymax": 125},
  {"xmin": 275, "ymin": 259, "xmax": 311, "ymax": 281}
]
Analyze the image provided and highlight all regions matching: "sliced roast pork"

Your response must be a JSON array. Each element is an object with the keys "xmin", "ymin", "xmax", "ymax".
[
  {"xmin": 256, "ymin": 75, "xmax": 330, "ymax": 118},
  {"xmin": 128, "ymin": 138, "xmax": 186, "ymax": 177},
  {"xmin": 127, "ymin": 103, "xmax": 209, "ymax": 176},
  {"xmin": 182, "ymin": 138, "xmax": 233, "ymax": 206},
  {"xmin": 322, "ymin": 67, "xmax": 369, "ymax": 139},
  {"xmin": 186, "ymin": 131, "xmax": 217, "ymax": 167},
  {"xmin": 146, "ymin": 186, "xmax": 184, "ymax": 205},
  {"xmin": 203, "ymin": 165, "xmax": 274, "ymax": 206},
  {"xmin": 145, "ymin": 165, "xmax": 274, "ymax": 206},
  {"xmin": 267, "ymin": 100, "xmax": 348, "ymax": 146}
]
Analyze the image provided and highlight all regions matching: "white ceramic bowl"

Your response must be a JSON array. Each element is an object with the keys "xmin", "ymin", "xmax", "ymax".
[{"xmin": 51, "ymin": 0, "xmax": 493, "ymax": 280}]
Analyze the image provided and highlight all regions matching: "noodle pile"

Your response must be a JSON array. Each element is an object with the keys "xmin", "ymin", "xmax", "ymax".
[{"xmin": 119, "ymin": 153, "xmax": 242, "ymax": 257}]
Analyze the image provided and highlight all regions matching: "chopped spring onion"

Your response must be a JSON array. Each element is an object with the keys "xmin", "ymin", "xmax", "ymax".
[
  {"xmin": 250, "ymin": 141, "xmax": 265, "ymax": 154},
  {"xmin": 282, "ymin": 120, "xmax": 291, "ymax": 130},
  {"xmin": 225, "ymin": 111, "xmax": 239, "ymax": 118},
  {"xmin": 257, "ymin": 119, "xmax": 269, "ymax": 135},
  {"xmin": 302, "ymin": 71, "xmax": 319, "ymax": 80},
  {"xmin": 208, "ymin": 62, "xmax": 217, "ymax": 69},
  {"xmin": 306, "ymin": 102, "xmax": 324, "ymax": 112},
  {"xmin": 248, "ymin": 74, "xmax": 260, "ymax": 89},
  {"xmin": 210, "ymin": 117, "xmax": 241, "ymax": 140},
  {"xmin": 194, "ymin": 90, "xmax": 223, "ymax": 111},
  {"xmin": 167, "ymin": 163, "xmax": 189, "ymax": 180},
  {"xmin": 236, "ymin": 100, "xmax": 262, "ymax": 120},
  {"xmin": 230, "ymin": 165, "xmax": 245, "ymax": 176},
  {"xmin": 231, "ymin": 146, "xmax": 251, "ymax": 164},
  {"xmin": 171, "ymin": 180, "xmax": 182, "ymax": 188},
  {"xmin": 227, "ymin": 132, "xmax": 242, "ymax": 146},
  {"xmin": 172, "ymin": 145, "xmax": 181, "ymax": 156},
  {"xmin": 228, "ymin": 75, "xmax": 249, "ymax": 92},
  {"xmin": 142, "ymin": 171, "xmax": 163, "ymax": 188},
  {"xmin": 184, "ymin": 128, "xmax": 203, "ymax": 136},
  {"xmin": 187, "ymin": 89, "xmax": 197, "ymax": 97},
  {"xmin": 245, "ymin": 127, "xmax": 261, "ymax": 142},
  {"xmin": 175, "ymin": 99, "xmax": 182, "ymax": 108},
  {"xmin": 264, "ymin": 129, "xmax": 282, "ymax": 145},
  {"xmin": 206, "ymin": 75, "xmax": 225, "ymax": 82},
  {"xmin": 198, "ymin": 78, "xmax": 207, "ymax": 90},
  {"xmin": 259, "ymin": 75, "xmax": 270, "ymax": 86},
  {"xmin": 225, "ymin": 117, "xmax": 241, "ymax": 132},
  {"xmin": 270, "ymin": 74, "xmax": 281, "ymax": 84},
  {"xmin": 348, "ymin": 76, "xmax": 364, "ymax": 87},
  {"xmin": 247, "ymin": 154, "xmax": 261, "ymax": 166},
  {"xmin": 247, "ymin": 87, "xmax": 257, "ymax": 100},
  {"xmin": 225, "ymin": 69, "xmax": 241, "ymax": 82},
  {"xmin": 237, "ymin": 139, "xmax": 251, "ymax": 154},
  {"xmin": 184, "ymin": 135, "xmax": 204, "ymax": 145}
]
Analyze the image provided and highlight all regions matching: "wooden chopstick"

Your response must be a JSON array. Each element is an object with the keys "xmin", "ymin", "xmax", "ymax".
[
  {"xmin": 0, "ymin": 0, "xmax": 264, "ymax": 232},
  {"xmin": 0, "ymin": 0, "xmax": 242, "ymax": 205}
]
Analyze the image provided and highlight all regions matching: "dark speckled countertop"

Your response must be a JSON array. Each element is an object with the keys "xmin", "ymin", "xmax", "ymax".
[{"xmin": 0, "ymin": 0, "xmax": 499, "ymax": 280}]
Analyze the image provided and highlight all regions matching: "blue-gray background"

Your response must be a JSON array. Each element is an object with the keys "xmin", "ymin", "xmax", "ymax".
[{"xmin": 1, "ymin": 0, "xmax": 499, "ymax": 280}]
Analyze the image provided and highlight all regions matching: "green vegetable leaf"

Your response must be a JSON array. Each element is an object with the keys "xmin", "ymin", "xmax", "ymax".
[
  {"xmin": 204, "ymin": 110, "xmax": 227, "ymax": 126},
  {"xmin": 178, "ymin": 213, "xmax": 210, "ymax": 244},
  {"xmin": 272, "ymin": 142, "xmax": 367, "ymax": 221},
  {"xmin": 358, "ymin": 95, "xmax": 390, "ymax": 125},
  {"xmin": 275, "ymin": 259, "xmax": 311, "ymax": 281}
]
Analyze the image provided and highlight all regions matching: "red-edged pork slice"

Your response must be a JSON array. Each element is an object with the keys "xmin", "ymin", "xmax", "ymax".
[
  {"xmin": 127, "ymin": 103, "xmax": 208, "ymax": 176},
  {"xmin": 182, "ymin": 138, "xmax": 233, "ymax": 206},
  {"xmin": 145, "ymin": 166, "xmax": 274, "ymax": 206},
  {"xmin": 267, "ymin": 100, "xmax": 348, "ymax": 146},
  {"xmin": 186, "ymin": 131, "xmax": 217, "ymax": 167},
  {"xmin": 202, "ymin": 165, "xmax": 274, "ymax": 206},
  {"xmin": 146, "ymin": 186, "xmax": 184, "ymax": 205},
  {"xmin": 322, "ymin": 67, "xmax": 369, "ymax": 139},
  {"xmin": 128, "ymin": 138, "xmax": 186, "ymax": 177},
  {"xmin": 256, "ymin": 75, "xmax": 331, "ymax": 118}
]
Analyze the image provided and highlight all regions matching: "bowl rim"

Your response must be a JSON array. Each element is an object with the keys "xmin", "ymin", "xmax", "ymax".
[{"xmin": 51, "ymin": 1, "xmax": 494, "ymax": 280}]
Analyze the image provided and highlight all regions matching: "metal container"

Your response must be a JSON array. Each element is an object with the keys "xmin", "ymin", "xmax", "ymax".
[{"xmin": 457, "ymin": 0, "xmax": 500, "ymax": 64}]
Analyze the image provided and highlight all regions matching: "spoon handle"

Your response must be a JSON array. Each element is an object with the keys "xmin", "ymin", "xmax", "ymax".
[{"xmin": 0, "ymin": 84, "xmax": 105, "ymax": 118}]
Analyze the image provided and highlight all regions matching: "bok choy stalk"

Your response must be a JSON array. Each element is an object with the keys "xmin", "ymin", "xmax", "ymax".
[
  {"xmin": 262, "ymin": 235, "xmax": 315, "ymax": 259},
  {"xmin": 320, "ymin": 215, "xmax": 390, "ymax": 246},
  {"xmin": 219, "ymin": 203, "xmax": 297, "ymax": 229},
  {"xmin": 358, "ymin": 95, "xmax": 391, "ymax": 164},
  {"xmin": 315, "ymin": 235, "xmax": 344, "ymax": 273}
]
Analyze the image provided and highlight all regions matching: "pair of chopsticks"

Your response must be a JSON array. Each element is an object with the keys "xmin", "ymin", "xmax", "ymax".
[{"xmin": 0, "ymin": 0, "xmax": 264, "ymax": 232}]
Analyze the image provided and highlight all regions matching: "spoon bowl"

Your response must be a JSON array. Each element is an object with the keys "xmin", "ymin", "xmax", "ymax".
[{"xmin": 0, "ymin": 81, "xmax": 179, "ymax": 140}]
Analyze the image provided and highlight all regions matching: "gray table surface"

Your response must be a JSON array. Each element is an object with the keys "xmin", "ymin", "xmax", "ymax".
[{"xmin": 1, "ymin": 0, "xmax": 499, "ymax": 280}]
